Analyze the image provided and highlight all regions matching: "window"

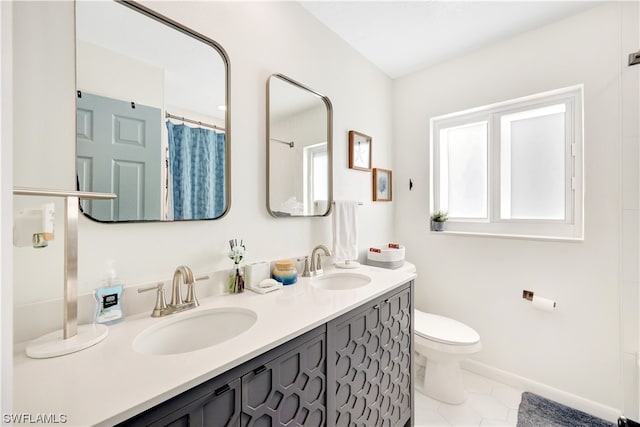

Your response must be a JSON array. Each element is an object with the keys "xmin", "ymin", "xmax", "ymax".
[
  {"xmin": 430, "ymin": 86, "xmax": 583, "ymax": 240},
  {"xmin": 438, "ymin": 121, "xmax": 488, "ymax": 219},
  {"xmin": 303, "ymin": 142, "xmax": 328, "ymax": 215}
]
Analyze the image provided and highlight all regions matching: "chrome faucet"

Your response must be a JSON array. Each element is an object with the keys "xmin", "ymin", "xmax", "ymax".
[
  {"xmin": 138, "ymin": 266, "xmax": 209, "ymax": 317},
  {"xmin": 170, "ymin": 265, "xmax": 196, "ymax": 311},
  {"xmin": 303, "ymin": 244, "xmax": 332, "ymax": 276}
]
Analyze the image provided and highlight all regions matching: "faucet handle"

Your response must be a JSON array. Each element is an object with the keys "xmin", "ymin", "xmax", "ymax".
[
  {"xmin": 184, "ymin": 275, "xmax": 209, "ymax": 307},
  {"xmin": 138, "ymin": 283, "xmax": 168, "ymax": 317},
  {"xmin": 301, "ymin": 256, "xmax": 311, "ymax": 277}
]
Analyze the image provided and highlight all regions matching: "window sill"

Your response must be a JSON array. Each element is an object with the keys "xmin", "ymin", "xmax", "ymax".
[{"xmin": 429, "ymin": 229, "xmax": 584, "ymax": 243}]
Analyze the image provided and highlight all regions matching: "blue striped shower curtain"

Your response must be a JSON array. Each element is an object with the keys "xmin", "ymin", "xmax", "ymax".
[{"xmin": 167, "ymin": 122, "xmax": 226, "ymax": 220}]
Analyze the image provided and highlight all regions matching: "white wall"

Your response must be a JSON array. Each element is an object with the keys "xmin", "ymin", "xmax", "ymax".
[
  {"xmin": 76, "ymin": 41, "xmax": 164, "ymax": 108},
  {"xmin": 394, "ymin": 3, "xmax": 628, "ymax": 412},
  {"xmin": 12, "ymin": 0, "xmax": 394, "ymax": 320},
  {"xmin": 1, "ymin": 0, "xmax": 13, "ymax": 415}
]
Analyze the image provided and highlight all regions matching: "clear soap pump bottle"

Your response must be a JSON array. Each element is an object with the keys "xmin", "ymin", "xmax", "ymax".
[{"xmin": 94, "ymin": 260, "xmax": 124, "ymax": 325}]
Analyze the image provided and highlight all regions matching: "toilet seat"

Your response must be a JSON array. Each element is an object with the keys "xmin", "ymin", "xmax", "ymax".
[{"xmin": 415, "ymin": 311, "xmax": 480, "ymax": 346}]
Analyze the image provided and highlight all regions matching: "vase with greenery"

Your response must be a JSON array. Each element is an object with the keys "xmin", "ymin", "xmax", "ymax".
[
  {"xmin": 430, "ymin": 210, "xmax": 448, "ymax": 231},
  {"xmin": 228, "ymin": 239, "xmax": 246, "ymax": 293}
]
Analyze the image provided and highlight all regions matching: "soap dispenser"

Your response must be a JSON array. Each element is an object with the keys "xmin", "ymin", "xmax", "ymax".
[{"xmin": 94, "ymin": 260, "xmax": 124, "ymax": 325}]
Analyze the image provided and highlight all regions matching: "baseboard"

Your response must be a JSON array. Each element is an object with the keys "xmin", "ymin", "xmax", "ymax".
[{"xmin": 462, "ymin": 359, "xmax": 622, "ymax": 423}]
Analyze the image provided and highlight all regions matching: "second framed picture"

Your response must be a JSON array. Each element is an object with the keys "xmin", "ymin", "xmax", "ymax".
[
  {"xmin": 348, "ymin": 130, "xmax": 372, "ymax": 171},
  {"xmin": 373, "ymin": 168, "xmax": 392, "ymax": 201}
]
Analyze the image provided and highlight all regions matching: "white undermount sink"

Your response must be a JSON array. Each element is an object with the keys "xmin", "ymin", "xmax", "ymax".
[
  {"xmin": 133, "ymin": 307, "xmax": 257, "ymax": 355},
  {"xmin": 311, "ymin": 272, "xmax": 372, "ymax": 290}
]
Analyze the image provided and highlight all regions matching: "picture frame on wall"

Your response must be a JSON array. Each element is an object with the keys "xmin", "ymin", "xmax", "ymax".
[
  {"xmin": 373, "ymin": 168, "xmax": 392, "ymax": 201},
  {"xmin": 348, "ymin": 130, "xmax": 372, "ymax": 171}
]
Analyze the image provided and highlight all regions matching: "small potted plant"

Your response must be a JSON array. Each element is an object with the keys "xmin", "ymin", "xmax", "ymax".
[{"xmin": 430, "ymin": 210, "xmax": 448, "ymax": 231}]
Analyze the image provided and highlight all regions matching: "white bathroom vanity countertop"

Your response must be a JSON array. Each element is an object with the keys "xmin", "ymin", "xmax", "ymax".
[{"xmin": 12, "ymin": 265, "xmax": 415, "ymax": 426}]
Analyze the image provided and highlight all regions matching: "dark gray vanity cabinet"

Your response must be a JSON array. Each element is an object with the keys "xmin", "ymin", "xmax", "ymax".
[
  {"xmin": 326, "ymin": 282, "xmax": 413, "ymax": 427},
  {"xmin": 117, "ymin": 327, "xmax": 326, "ymax": 427},
  {"xmin": 118, "ymin": 280, "xmax": 413, "ymax": 427}
]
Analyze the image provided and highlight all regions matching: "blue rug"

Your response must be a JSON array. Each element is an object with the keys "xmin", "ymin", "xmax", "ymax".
[{"xmin": 517, "ymin": 392, "xmax": 614, "ymax": 427}]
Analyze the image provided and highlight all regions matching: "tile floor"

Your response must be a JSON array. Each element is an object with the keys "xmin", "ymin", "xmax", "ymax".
[{"xmin": 414, "ymin": 369, "xmax": 523, "ymax": 426}]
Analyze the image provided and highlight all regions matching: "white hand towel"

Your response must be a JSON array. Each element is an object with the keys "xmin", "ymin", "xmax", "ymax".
[{"xmin": 332, "ymin": 200, "xmax": 359, "ymax": 262}]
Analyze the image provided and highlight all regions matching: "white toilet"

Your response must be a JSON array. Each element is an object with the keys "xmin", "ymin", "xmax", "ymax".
[
  {"xmin": 414, "ymin": 310, "xmax": 481, "ymax": 404},
  {"xmin": 399, "ymin": 262, "xmax": 482, "ymax": 404}
]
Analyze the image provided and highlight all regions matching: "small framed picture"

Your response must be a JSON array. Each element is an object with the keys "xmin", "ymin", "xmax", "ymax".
[
  {"xmin": 373, "ymin": 168, "xmax": 392, "ymax": 201},
  {"xmin": 348, "ymin": 130, "xmax": 372, "ymax": 171}
]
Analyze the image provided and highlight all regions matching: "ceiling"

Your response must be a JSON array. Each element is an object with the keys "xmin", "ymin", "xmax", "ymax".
[{"xmin": 299, "ymin": 1, "xmax": 603, "ymax": 79}]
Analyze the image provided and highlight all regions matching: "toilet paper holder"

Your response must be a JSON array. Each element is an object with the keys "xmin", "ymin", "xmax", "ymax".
[
  {"xmin": 522, "ymin": 289, "xmax": 557, "ymax": 309},
  {"xmin": 522, "ymin": 290, "xmax": 535, "ymax": 301}
]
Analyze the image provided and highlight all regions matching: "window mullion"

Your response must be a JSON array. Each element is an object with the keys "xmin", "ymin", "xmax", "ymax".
[
  {"xmin": 430, "ymin": 123, "xmax": 440, "ymax": 213},
  {"xmin": 490, "ymin": 113, "xmax": 500, "ymax": 223}
]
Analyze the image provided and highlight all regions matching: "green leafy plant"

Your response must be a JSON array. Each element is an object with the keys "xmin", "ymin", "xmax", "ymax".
[{"xmin": 430, "ymin": 210, "xmax": 448, "ymax": 223}]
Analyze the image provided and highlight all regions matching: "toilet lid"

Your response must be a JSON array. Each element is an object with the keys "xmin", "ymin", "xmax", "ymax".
[{"xmin": 414, "ymin": 311, "xmax": 480, "ymax": 345}]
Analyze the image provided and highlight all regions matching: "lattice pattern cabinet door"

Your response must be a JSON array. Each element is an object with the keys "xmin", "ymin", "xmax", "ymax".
[
  {"xmin": 117, "ymin": 377, "xmax": 241, "ymax": 427},
  {"xmin": 327, "ymin": 283, "xmax": 413, "ymax": 427},
  {"xmin": 240, "ymin": 333, "xmax": 326, "ymax": 427},
  {"xmin": 378, "ymin": 286, "xmax": 412, "ymax": 426}
]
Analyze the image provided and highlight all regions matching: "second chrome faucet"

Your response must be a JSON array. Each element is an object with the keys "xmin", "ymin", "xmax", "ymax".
[{"xmin": 302, "ymin": 244, "xmax": 332, "ymax": 277}]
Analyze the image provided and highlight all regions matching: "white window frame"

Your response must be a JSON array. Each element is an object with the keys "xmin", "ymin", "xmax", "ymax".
[
  {"xmin": 430, "ymin": 85, "xmax": 584, "ymax": 240},
  {"xmin": 303, "ymin": 142, "xmax": 328, "ymax": 215}
]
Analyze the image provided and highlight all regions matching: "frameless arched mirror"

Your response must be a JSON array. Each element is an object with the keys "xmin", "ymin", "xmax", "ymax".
[
  {"xmin": 267, "ymin": 74, "xmax": 333, "ymax": 217},
  {"xmin": 75, "ymin": 0, "xmax": 230, "ymax": 222}
]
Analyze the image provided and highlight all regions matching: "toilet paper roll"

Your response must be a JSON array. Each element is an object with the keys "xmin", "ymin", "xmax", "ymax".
[{"xmin": 532, "ymin": 295, "xmax": 556, "ymax": 312}]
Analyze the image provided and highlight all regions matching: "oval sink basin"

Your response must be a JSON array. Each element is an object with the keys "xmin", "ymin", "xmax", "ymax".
[
  {"xmin": 133, "ymin": 307, "xmax": 257, "ymax": 355},
  {"xmin": 312, "ymin": 273, "xmax": 372, "ymax": 290}
]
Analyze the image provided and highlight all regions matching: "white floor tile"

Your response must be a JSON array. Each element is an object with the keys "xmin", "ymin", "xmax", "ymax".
[
  {"xmin": 480, "ymin": 417, "xmax": 513, "ymax": 426},
  {"xmin": 491, "ymin": 382, "xmax": 523, "ymax": 410},
  {"xmin": 414, "ymin": 368, "xmax": 523, "ymax": 427},
  {"xmin": 414, "ymin": 407, "xmax": 452, "ymax": 427},
  {"xmin": 415, "ymin": 389, "xmax": 442, "ymax": 410},
  {"xmin": 467, "ymin": 393, "xmax": 510, "ymax": 420},
  {"xmin": 462, "ymin": 369, "xmax": 494, "ymax": 395},
  {"xmin": 438, "ymin": 401, "xmax": 483, "ymax": 426}
]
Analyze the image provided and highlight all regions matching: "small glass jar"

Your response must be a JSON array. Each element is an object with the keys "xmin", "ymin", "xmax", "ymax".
[
  {"xmin": 272, "ymin": 260, "xmax": 298, "ymax": 285},
  {"xmin": 229, "ymin": 263, "xmax": 244, "ymax": 294}
]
